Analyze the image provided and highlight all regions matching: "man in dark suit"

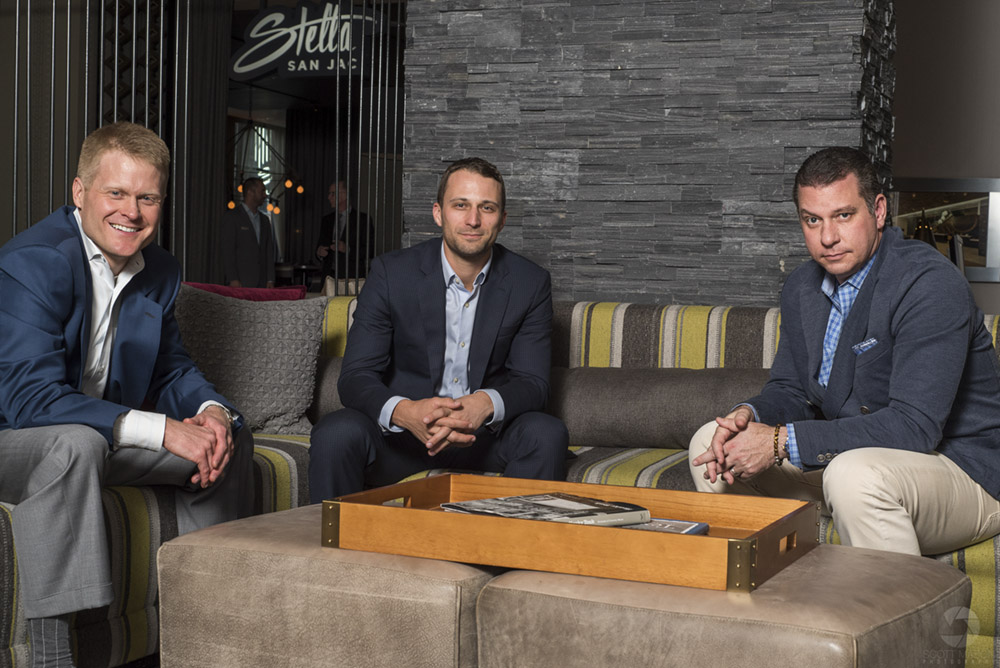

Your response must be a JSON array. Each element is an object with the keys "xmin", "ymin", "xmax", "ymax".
[
  {"xmin": 309, "ymin": 158, "xmax": 568, "ymax": 502},
  {"xmin": 0, "ymin": 122, "xmax": 252, "ymax": 668},
  {"xmin": 221, "ymin": 176, "xmax": 277, "ymax": 287},
  {"xmin": 689, "ymin": 147, "xmax": 1000, "ymax": 556},
  {"xmin": 315, "ymin": 178, "xmax": 375, "ymax": 279}
]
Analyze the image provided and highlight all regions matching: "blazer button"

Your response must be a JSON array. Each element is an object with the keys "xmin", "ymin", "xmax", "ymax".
[
  {"xmin": 860, "ymin": 406, "xmax": 870, "ymax": 415},
  {"xmin": 817, "ymin": 454, "xmax": 826, "ymax": 463}
]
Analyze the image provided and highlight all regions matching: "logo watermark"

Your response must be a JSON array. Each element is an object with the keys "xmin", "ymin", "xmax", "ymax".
[{"xmin": 922, "ymin": 606, "xmax": 978, "ymax": 666}]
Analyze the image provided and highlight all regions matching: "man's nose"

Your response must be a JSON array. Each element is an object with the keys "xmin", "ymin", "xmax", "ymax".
[
  {"xmin": 121, "ymin": 198, "xmax": 141, "ymax": 219},
  {"xmin": 820, "ymin": 220, "xmax": 838, "ymax": 246}
]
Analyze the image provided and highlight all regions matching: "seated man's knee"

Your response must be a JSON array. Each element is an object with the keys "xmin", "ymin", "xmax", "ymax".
[
  {"xmin": 310, "ymin": 409, "xmax": 378, "ymax": 466},
  {"xmin": 822, "ymin": 449, "xmax": 894, "ymax": 509},
  {"xmin": 31, "ymin": 425, "xmax": 108, "ymax": 488},
  {"xmin": 53, "ymin": 425, "xmax": 108, "ymax": 467},
  {"xmin": 687, "ymin": 421, "xmax": 718, "ymax": 470},
  {"xmin": 510, "ymin": 412, "xmax": 568, "ymax": 450}
]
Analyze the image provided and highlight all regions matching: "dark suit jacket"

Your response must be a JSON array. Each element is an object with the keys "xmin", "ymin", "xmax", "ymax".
[
  {"xmin": 0, "ymin": 206, "xmax": 233, "ymax": 444},
  {"xmin": 221, "ymin": 205, "xmax": 276, "ymax": 287},
  {"xmin": 337, "ymin": 239, "xmax": 553, "ymax": 427},
  {"xmin": 749, "ymin": 226, "xmax": 1000, "ymax": 498},
  {"xmin": 316, "ymin": 208, "xmax": 374, "ymax": 279}
]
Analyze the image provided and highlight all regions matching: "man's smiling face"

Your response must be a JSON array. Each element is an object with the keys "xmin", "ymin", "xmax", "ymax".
[{"xmin": 72, "ymin": 149, "xmax": 164, "ymax": 275}]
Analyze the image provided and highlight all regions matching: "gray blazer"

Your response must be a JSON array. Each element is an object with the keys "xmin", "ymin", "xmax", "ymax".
[
  {"xmin": 749, "ymin": 226, "xmax": 1000, "ymax": 498},
  {"xmin": 220, "ymin": 205, "xmax": 276, "ymax": 288}
]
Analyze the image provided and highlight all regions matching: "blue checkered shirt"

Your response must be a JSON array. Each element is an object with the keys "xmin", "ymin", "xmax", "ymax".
[{"xmin": 785, "ymin": 254, "xmax": 877, "ymax": 467}]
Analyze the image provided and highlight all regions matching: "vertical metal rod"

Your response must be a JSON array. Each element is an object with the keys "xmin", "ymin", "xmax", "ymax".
[
  {"xmin": 371, "ymin": 0, "xmax": 385, "ymax": 274},
  {"xmin": 65, "ymin": 0, "xmax": 73, "ymax": 196},
  {"xmin": 353, "ymin": 0, "xmax": 369, "ymax": 290},
  {"xmin": 178, "ymin": 1, "xmax": 192, "ymax": 272},
  {"xmin": 113, "ymin": 0, "xmax": 120, "ymax": 120},
  {"xmin": 158, "ymin": 0, "xmax": 165, "ymax": 133},
  {"xmin": 144, "ymin": 0, "xmax": 150, "ymax": 128},
  {"xmin": 12, "ymin": 0, "xmax": 22, "ymax": 234},
  {"xmin": 49, "ymin": 0, "xmax": 57, "ymax": 212},
  {"xmin": 26, "ymin": 0, "xmax": 32, "ymax": 225},
  {"xmin": 130, "ymin": 0, "xmax": 137, "ymax": 121},
  {"xmin": 84, "ymin": 0, "xmax": 90, "ymax": 135},
  {"xmin": 97, "ymin": 0, "xmax": 104, "ymax": 124},
  {"xmin": 390, "ymin": 0, "xmax": 403, "ymax": 250}
]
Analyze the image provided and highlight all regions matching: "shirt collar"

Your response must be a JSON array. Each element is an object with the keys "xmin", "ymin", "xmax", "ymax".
[
  {"xmin": 241, "ymin": 202, "xmax": 259, "ymax": 219},
  {"xmin": 821, "ymin": 251, "xmax": 876, "ymax": 300},
  {"xmin": 440, "ymin": 243, "xmax": 492, "ymax": 289},
  {"xmin": 73, "ymin": 208, "xmax": 145, "ymax": 276}
]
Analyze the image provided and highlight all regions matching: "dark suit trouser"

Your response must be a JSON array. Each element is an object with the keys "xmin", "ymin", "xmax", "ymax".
[
  {"xmin": 0, "ymin": 424, "xmax": 253, "ymax": 619},
  {"xmin": 308, "ymin": 408, "xmax": 569, "ymax": 503}
]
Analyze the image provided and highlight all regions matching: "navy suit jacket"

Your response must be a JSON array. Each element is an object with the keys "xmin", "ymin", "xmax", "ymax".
[
  {"xmin": 220, "ymin": 205, "xmax": 276, "ymax": 287},
  {"xmin": 0, "ymin": 206, "xmax": 232, "ymax": 444},
  {"xmin": 749, "ymin": 226, "xmax": 1000, "ymax": 498},
  {"xmin": 337, "ymin": 239, "xmax": 553, "ymax": 427}
]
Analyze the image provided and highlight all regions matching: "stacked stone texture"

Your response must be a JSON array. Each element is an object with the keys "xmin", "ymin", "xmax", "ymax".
[{"xmin": 403, "ymin": 0, "xmax": 896, "ymax": 306}]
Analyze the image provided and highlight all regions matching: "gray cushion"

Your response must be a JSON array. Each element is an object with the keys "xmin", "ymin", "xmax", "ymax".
[
  {"xmin": 175, "ymin": 285, "xmax": 327, "ymax": 434},
  {"xmin": 549, "ymin": 367, "xmax": 772, "ymax": 449}
]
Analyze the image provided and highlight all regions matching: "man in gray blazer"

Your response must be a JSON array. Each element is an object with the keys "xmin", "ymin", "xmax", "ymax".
[
  {"xmin": 221, "ymin": 176, "xmax": 277, "ymax": 288},
  {"xmin": 689, "ymin": 146, "xmax": 1000, "ymax": 556}
]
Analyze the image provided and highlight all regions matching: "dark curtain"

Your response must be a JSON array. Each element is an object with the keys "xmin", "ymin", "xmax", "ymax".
[
  {"xmin": 283, "ymin": 107, "xmax": 351, "ymax": 269},
  {"xmin": 177, "ymin": 0, "xmax": 233, "ymax": 284}
]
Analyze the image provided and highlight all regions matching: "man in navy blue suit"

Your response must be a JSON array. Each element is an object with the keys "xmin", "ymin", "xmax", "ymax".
[
  {"xmin": 309, "ymin": 157, "xmax": 568, "ymax": 502},
  {"xmin": 689, "ymin": 147, "xmax": 1000, "ymax": 556},
  {"xmin": 0, "ymin": 122, "xmax": 252, "ymax": 667}
]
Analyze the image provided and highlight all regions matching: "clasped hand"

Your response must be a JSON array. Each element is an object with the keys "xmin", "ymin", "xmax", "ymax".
[
  {"xmin": 691, "ymin": 407, "xmax": 777, "ymax": 485},
  {"xmin": 392, "ymin": 394, "xmax": 494, "ymax": 456},
  {"xmin": 163, "ymin": 405, "xmax": 234, "ymax": 488}
]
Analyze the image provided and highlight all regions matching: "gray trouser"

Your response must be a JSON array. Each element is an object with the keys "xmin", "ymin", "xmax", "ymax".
[{"xmin": 0, "ymin": 423, "xmax": 253, "ymax": 618}]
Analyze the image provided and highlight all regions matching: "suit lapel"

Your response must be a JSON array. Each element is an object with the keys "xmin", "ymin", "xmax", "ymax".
[
  {"xmin": 798, "ymin": 276, "xmax": 830, "ymax": 385},
  {"xmin": 417, "ymin": 242, "xmax": 446, "ymax": 389},
  {"xmin": 104, "ymin": 279, "xmax": 162, "ymax": 407},
  {"xmin": 820, "ymin": 236, "xmax": 890, "ymax": 418},
  {"xmin": 469, "ymin": 248, "xmax": 511, "ymax": 390}
]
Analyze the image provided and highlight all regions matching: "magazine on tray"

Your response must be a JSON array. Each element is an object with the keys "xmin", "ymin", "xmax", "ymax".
[{"xmin": 440, "ymin": 492, "xmax": 651, "ymax": 526}]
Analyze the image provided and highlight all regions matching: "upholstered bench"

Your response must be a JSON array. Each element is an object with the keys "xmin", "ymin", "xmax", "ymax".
[
  {"xmin": 158, "ymin": 504, "xmax": 971, "ymax": 668},
  {"xmin": 476, "ymin": 546, "xmax": 971, "ymax": 668},
  {"xmin": 157, "ymin": 505, "xmax": 497, "ymax": 668}
]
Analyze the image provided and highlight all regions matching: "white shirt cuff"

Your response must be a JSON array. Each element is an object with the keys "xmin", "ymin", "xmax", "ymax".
[
  {"xmin": 380, "ymin": 396, "xmax": 407, "ymax": 432},
  {"xmin": 113, "ymin": 410, "xmax": 166, "ymax": 451}
]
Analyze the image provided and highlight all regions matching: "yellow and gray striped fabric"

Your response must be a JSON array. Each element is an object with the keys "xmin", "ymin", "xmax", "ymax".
[
  {"xmin": 320, "ymin": 296, "xmax": 359, "ymax": 358},
  {"xmin": 561, "ymin": 302, "xmax": 781, "ymax": 370}
]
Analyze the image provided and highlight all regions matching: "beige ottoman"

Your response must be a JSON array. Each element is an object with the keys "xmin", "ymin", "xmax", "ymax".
[
  {"xmin": 475, "ymin": 544, "xmax": 971, "ymax": 668},
  {"xmin": 157, "ymin": 505, "xmax": 498, "ymax": 668}
]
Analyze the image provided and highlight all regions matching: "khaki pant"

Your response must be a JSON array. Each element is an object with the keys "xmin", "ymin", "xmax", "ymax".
[{"xmin": 688, "ymin": 420, "xmax": 1000, "ymax": 555}]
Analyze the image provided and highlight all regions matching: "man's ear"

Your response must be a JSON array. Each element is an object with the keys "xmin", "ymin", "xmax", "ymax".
[
  {"xmin": 71, "ymin": 177, "xmax": 85, "ymax": 209},
  {"xmin": 432, "ymin": 202, "xmax": 443, "ymax": 228},
  {"xmin": 874, "ymin": 193, "xmax": 887, "ymax": 230}
]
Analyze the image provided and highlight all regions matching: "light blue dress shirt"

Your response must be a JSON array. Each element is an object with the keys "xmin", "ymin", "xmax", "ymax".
[{"xmin": 378, "ymin": 246, "xmax": 505, "ymax": 432}]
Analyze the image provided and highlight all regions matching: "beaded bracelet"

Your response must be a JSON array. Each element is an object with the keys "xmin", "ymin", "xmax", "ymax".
[{"xmin": 773, "ymin": 424, "xmax": 785, "ymax": 467}]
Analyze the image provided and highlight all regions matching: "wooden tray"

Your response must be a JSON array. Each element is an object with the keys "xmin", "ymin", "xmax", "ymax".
[{"xmin": 321, "ymin": 474, "xmax": 818, "ymax": 592}]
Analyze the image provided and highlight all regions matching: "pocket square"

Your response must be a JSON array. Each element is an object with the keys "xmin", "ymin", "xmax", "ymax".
[{"xmin": 852, "ymin": 338, "xmax": 878, "ymax": 355}]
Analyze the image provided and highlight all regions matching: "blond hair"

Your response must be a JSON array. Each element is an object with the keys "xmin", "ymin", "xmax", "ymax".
[{"xmin": 76, "ymin": 121, "xmax": 170, "ymax": 187}]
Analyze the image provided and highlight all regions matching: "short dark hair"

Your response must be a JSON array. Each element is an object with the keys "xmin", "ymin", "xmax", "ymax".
[
  {"xmin": 436, "ymin": 157, "xmax": 506, "ymax": 213},
  {"xmin": 793, "ymin": 147, "xmax": 881, "ymax": 214},
  {"xmin": 242, "ymin": 176, "xmax": 264, "ymax": 192}
]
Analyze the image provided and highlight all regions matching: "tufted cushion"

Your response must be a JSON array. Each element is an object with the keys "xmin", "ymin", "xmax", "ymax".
[{"xmin": 175, "ymin": 285, "xmax": 327, "ymax": 434}]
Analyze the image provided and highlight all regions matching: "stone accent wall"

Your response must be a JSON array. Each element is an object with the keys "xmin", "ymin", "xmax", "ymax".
[{"xmin": 403, "ymin": 0, "xmax": 895, "ymax": 306}]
